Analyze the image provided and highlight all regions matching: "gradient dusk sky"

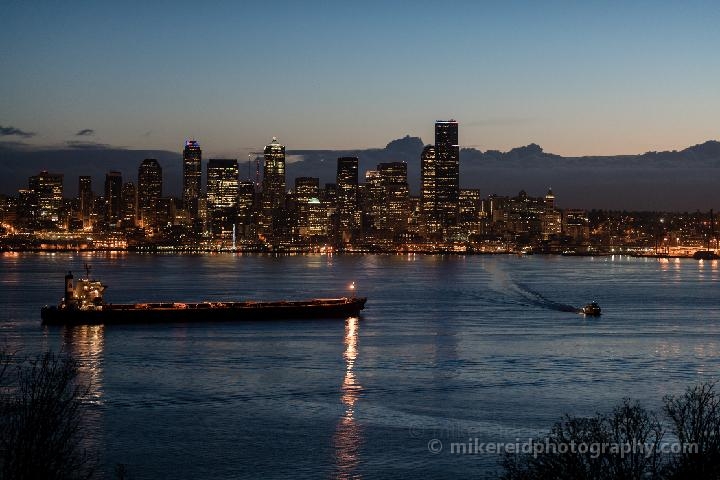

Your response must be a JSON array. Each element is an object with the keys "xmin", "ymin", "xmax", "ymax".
[{"xmin": 2, "ymin": 0, "xmax": 719, "ymax": 158}]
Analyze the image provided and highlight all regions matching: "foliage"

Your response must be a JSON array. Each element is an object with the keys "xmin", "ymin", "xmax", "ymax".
[
  {"xmin": 502, "ymin": 382, "xmax": 720, "ymax": 480},
  {"xmin": 0, "ymin": 351, "xmax": 95, "ymax": 480}
]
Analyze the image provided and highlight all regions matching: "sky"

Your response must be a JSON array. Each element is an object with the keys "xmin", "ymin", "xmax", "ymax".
[{"xmin": 2, "ymin": 0, "xmax": 720, "ymax": 158}]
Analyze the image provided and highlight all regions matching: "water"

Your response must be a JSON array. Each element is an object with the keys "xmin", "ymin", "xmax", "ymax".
[{"xmin": 2, "ymin": 252, "xmax": 720, "ymax": 479}]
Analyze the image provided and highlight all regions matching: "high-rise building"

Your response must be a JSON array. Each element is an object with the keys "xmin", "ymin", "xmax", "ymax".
[
  {"xmin": 420, "ymin": 145, "xmax": 438, "ymax": 233},
  {"xmin": 363, "ymin": 170, "xmax": 383, "ymax": 234},
  {"xmin": 121, "ymin": 182, "xmax": 137, "ymax": 227},
  {"xmin": 563, "ymin": 209, "xmax": 589, "ymax": 243},
  {"xmin": 104, "ymin": 172, "xmax": 123, "ymax": 226},
  {"xmin": 183, "ymin": 140, "xmax": 202, "ymax": 217},
  {"xmin": 138, "ymin": 159, "xmax": 163, "ymax": 229},
  {"xmin": 16, "ymin": 189, "xmax": 36, "ymax": 229},
  {"xmin": 459, "ymin": 189, "xmax": 481, "ymax": 236},
  {"xmin": 542, "ymin": 188, "xmax": 561, "ymax": 238},
  {"xmin": 434, "ymin": 120, "xmax": 460, "ymax": 230},
  {"xmin": 377, "ymin": 162, "xmax": 409, "ymax": 236},
  {"xmin": 294, "ymin": 177, "xmax": 320, "ymax": 237},
  {"xmin": 336, "ymin": 157, "xmax": 359, "ymax": 243},
  {"xmin": 207, "ymin": 159, "xmax": 239, "ymax": 239},
  {"xmin": 78, "ymin": 176, "xmax": 93, "ymax": 229},
  {"xmin": 28, "ymin": 171, "xmax": 63, "ymax": 224},
  {"xmin": 237, "ymin": 180, "xmax": 255, "ymax": 240},
  {"xmin": 207, "ymin": 159, "xmax": 239, "ymax": 209},
  {"xmin": 260, "ymin": 137, "xmax": 286, "ymax": 238}
]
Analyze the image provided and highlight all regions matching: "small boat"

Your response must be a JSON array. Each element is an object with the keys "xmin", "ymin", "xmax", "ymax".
[
  {"xmin": 581, "ymin": 302, "xmax": 602, "ymax": 316},
  {"xmin": 41, "ymin": 270, "xmax": 366, "ymax": 325}
]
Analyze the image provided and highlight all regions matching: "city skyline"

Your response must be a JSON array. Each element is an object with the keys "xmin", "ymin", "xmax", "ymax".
[
  {"xmin": 2, "ymin": 1, "xmax": 720, "ymax": 158},
  {"xmin": 3, "ymin": 131, "xmax": 720, "ymax": 211},
  {"xmin": 2, "ymin": 119, "xmax": 718, "ymax": 258}
]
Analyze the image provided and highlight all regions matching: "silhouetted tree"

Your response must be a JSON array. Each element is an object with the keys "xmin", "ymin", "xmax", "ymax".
[
  {"xmin": 0, "ymin": 351, "xmax": 95, "ymax": 480},
  {"xmin": 503, "ymin": 383, "xmax": 720, "ymax": 480},
  {"xmin": 501, "ymin": 399, "xmax": 664, "ymax": 480},
  {"xmin": 663, "ymin": 382, "xmax": 720, "ymax": 479}
]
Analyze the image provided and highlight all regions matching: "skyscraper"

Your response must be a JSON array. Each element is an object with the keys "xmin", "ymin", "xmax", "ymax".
[
  {"xmin": 78, "ymin": 176, "xmax": 93, "ymax": 229},
  {"xmin": 207, "ymin": 159, "xmax": 239, "ymax": 239},
  {"xmin": 260, "ymin": 137, "xmax": 286, "ymax": 238},
  {"xmin": 294, "ymin": 177, "xmax": 320, "ymax": 237},
  {"xmin": 121, "ymin": 181, "xmax": 137, "ymax": 227},
  {"xmin": 28, "ymin": 171, "xmax": 63, "ymax": 224},
  {"xmin": 236, "ymin": 180, "xmax": 256, "ymax": 240},
  {"xmin": 377, "ymin": 162, "xmax": 409, "ymax": 236},
  {"xmin": 138, "ymin": 159, "xmax": 163, "ymax": 229},
  {"xmin": 363, "ymin": 170, "xmax": 383, "ymax": 235},
  {"xmin": 104, "ymin": 171, "xmax": 123, "ymax": 226},
  {"xmin": 434, "ymin": 120, "xmax": 460, "ymax": 230},
  {"xmin": 336, "ymin": 157, "xmax": 359, "ymax": 243},
  {"xmin": 420, "ymin": 145, "xmax": 438, "ymax": 233},
  {"xmin": 458, "ymin": 188, "xmax": 481, "ymax": 236},
  {"xmin": 183, "ymin": 140, "xmax": 202, "ymax": 217}
]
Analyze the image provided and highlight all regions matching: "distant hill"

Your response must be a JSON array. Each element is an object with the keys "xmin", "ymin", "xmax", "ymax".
[{"xmin": 2, "ymin": 138, "xmax": 719, "ymax": 211}]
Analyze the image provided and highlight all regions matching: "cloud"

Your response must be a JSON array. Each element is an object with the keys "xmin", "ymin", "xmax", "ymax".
[
  {"xmin": 75, "ymin": 128, "xmax": 95, "ymax": 136},
  {"xmin": 65, "ymin": 140, "xmax": 112, "ymax": 150},
  {"xmin": 0, "ymin": 125, "xmax": 36, "ymax": 138}
]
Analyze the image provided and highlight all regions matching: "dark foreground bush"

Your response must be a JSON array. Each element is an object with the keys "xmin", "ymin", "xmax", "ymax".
[
  {"xmin": 0, "ymin": 351, "xmax": 95, "ymax": 480},
  {"xmin": 502, "ymin": 382, "xmax": 720, "ymax": 480}
]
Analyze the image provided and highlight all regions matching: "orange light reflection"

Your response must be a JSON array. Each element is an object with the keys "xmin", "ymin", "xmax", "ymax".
[{"xmin": 332, "ymin": 317, "xmax": 363, "ymax": 479}]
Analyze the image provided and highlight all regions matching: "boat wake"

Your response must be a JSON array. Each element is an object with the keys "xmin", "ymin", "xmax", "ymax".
[
  {"xmin": 483, "ymin": 262, "xmax": 580, "ymax": 313},
  {"xmin": 512, "ymin": 281, "xmax": 580, "ymax": 313}
]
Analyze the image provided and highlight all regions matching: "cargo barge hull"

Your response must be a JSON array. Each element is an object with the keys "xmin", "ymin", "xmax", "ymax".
[{"xmin": 41, "ymin": 298, "xmax": 367, "ymax": 325}]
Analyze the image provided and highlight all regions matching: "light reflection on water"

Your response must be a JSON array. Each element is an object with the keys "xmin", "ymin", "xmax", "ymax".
[
  {"xmin": 333, "ymin": 317, "xmax": 362, "ymax": 479},
  {"xmin": 62, "ymin": 325, "xmax": 105, "ymax": 405}
]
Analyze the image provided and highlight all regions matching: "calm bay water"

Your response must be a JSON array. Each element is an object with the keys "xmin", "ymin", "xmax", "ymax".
[{"xmin": 2, "ymin": 252, "xmax": 720, "ymax": 479}]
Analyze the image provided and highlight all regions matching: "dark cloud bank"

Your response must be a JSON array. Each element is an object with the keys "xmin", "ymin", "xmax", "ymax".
[
  {"xmin": 1, "ymin": 136, "xmax": 719, "ymax": 211},
  {"xmin": 0, "ymin": 125, "xmax": 36, "ymax": 138}
]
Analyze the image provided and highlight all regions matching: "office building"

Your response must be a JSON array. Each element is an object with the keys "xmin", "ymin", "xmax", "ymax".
[
  {"xmin": 434, "ymin": 120, "xmax": 460, "ymax": 229},
  {"xmin": 121, "ymin": 182, "xmax": 137, "ymax": 227},
  {"xmin": 207, "ymin": 159, "xmax": 239, "ymax": 239},
  {"xmin": 28, "ymin": 171, "xmax": 63, "ymax": 224},
  {"xmin": 377, "ymin": 162, "xmax": 409, "ymax": 236},
  {"xmin": 138, "ymin": 159, "xmax": 163, "ymax": 229},
  {"xmin": 260, "ymin": 137, "xmax": 286, "ymax": 238},
  {"xmin": 336, "ymin": 157, "xmax": 359, "ymax": 242},
  {"xmin": 78, "ymin": 176, "xmax": 93, "ymax": 229},
  {"xmin": 104, "ymin": 171, "xmax": 123, "ymax": 226},
  {"xmin": 183, "ymin": 140, "xmax": 202, "ymax": 217}
]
